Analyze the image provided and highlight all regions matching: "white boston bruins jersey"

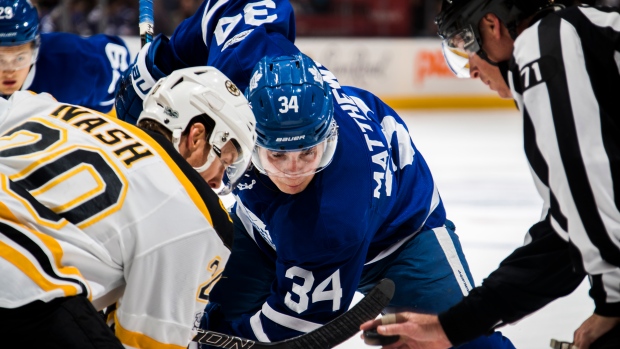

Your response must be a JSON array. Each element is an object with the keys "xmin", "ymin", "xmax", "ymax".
[{"xmin": 0, "ymin": 91, "xmax": 233, "ymax": 348}]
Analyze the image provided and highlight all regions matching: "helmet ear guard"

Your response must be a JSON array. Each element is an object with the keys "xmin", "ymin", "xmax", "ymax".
[{"xmin": 138, "ymin": 66, "xmax": 257, "ymax": 195}]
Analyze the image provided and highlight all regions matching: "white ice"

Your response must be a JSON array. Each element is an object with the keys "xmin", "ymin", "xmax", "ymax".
[{"xmin": 334, "ymin": 109, "xmax": 591, "ymax": 349}]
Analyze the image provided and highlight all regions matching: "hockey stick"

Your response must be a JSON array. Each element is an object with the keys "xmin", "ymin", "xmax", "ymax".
[
  {"xmin": 139, "ymin": 0, "xmax": 154, "ymax": 46},
  {"xmin": 192, "ymin": 278, "xmax": 395, "ymax": 349}
]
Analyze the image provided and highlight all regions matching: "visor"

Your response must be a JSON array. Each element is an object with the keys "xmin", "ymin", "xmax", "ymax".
[
  {"xmin": 441, "ymin": 25, "xmax": 481, "ymax": 78},
  {"xmin": 218, "ymin": 139, "xmax": 252, "ymax": 195},
  {"xmin": 252, "ymin": 120, "xmax": 338, "ymax": 178},
  {"xmin": 0, "ymin": 41, "xmax": 39, "ymax": 71},
  {"xmin": 212, "ymin": 136, "xmax": 253, "ymax": 196},
  {"xmin": 441, "ymin": 41, "xmax": 470, "ymax": 78}
]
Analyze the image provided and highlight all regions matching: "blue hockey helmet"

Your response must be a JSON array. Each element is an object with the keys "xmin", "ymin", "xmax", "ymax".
[
  {"xmin": 0, "ymin": 0, "xmax": 40, "ymax": 71},
  {"xmin": 435, "ymin": 0, "xmax": 553, "ymax": 76},
  {"xmin": 0, "ymin": 0, "xmax": 40, "ymax": 46},
  {"xmin": 245, "ymin": 52, "xmax": 338, "ymax": 177}
]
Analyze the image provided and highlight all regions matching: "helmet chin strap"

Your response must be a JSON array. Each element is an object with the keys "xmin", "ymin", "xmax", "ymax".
[
  {"xmin": 172, "ymin": 129, "xmax": 183, "ymax": 152},
  {"xmin": 193, "ymin": 151, "xmax": 216, "ymax": 173},
  {"xmin": 477, "ymin": 49, "xmax": 499, "ymax": 67},
  {"xmin": 477, "ymin": 49, "xmax": 510, "ymax": 84},
  {"xmin": 171, "ymin": 129, "xmax": 216, "ymax": 173}
]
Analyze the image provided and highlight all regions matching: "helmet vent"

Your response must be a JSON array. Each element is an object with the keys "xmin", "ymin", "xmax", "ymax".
[
  {"xmin": 295, "ymin": 61, "xmax": 300, "ymax": 69},
  {"xmin": 171, "ymin": 78, "xmax": 184, "ymax": 89},
  {"xmin": 269, "ymin": 64, "xmax": 274, "ymax": 71},
  {"xmin": 152, "ymin": 83, "xmax": 161, "ymax": 95}
]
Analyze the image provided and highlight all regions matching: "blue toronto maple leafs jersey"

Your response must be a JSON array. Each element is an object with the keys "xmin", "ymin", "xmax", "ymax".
[
  {"xmin": 152, "ymin": 0, "xmax": 298, "ymax": 93},
  {"xmin": 230, "ymin": 63, "xmax": 446, "ymax": 341},
  {"xmin": 22, "ymin": 32, "xmax": 130, "ymax": 113}
]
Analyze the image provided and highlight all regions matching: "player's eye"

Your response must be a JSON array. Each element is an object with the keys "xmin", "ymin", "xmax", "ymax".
[{"xmin": 301, "ymin": 148, "xmax": 316, "ymax": 157}]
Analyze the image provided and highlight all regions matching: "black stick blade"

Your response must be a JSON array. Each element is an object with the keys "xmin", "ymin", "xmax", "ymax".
[
  {"xmin": 193, "ymin": 278, "xmax": 395, "ymax": 349},
  {"xmin": 277, "ymin": 278, "xmax": 394, "ymax": 349}
]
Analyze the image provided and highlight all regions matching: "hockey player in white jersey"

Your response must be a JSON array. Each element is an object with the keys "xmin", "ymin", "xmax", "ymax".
[{"xmin": 0, "ymin": 66, "xmax": 256, "ymax": 348}]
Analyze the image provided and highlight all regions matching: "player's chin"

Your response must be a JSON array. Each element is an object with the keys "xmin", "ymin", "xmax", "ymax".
[
  {"xmin": 274, "ymin": 179, "xmax": 310, "ymax": 194},
  {"xmin": 0, "ymin": 85, "xmax": 18, "ymax": 95}
]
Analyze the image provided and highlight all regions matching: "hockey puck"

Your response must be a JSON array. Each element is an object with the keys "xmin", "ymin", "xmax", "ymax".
[{"xmin": 363, "ymin": 329, "xmax": 399, "ymax": 346}]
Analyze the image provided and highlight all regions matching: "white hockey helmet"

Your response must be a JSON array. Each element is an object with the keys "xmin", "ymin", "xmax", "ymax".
[{"xmin": 138, "ymin": 66, "xmax": 257, "ymax": 195}]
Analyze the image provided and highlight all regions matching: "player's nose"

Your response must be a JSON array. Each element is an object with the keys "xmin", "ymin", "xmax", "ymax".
[
  {"xmin": 208, "ymin": 176, "xmax": 222, "ymax": 189},
  {"xmin": 207, "ymin": 163, "xmax": 226, "ymax": 189}
]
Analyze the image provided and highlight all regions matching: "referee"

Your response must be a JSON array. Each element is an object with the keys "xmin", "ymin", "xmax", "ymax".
[{"xmin": 360, "ymin": 1, "xmax": 620, "ymax": 348}]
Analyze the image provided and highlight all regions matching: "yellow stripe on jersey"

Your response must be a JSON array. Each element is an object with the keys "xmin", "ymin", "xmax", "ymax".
[
  {"xmin": 0, "ymin": 241, "xmax": 83, "ymax": 297},
  {"xmin": 0, "ymin": 200, "xmax": 87, "ymax": 298},
  {"xmin": 107, "ymin": 107, "xmax": 118, "ymax": 119},
  {"xmin": 114, "ymin": 312, "xmax": 187, "ymax": 349},
  {"xmin": 105, "ymin": 118, "xmax": 215, "ymax": 228}
]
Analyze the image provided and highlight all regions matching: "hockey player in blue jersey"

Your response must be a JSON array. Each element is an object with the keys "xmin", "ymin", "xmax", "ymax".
[
  {"xmin": 199, "ymin": 52, "xmax": 515, "ymax": 349},
  {"xmin": 114, "ymin": 0, "xmax": 297, "ymax": 124},
  {"xmin": 0, "ymin": 0, "xmax": 130, "ymax": 114}
]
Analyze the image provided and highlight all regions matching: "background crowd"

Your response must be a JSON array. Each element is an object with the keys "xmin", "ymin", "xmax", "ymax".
[{"xmin": 30, "ymin": 0, "xmax": 618, "ymax": 39}]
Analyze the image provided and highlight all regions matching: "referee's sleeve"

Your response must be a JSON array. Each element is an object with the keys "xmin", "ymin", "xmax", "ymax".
[
  {"xmin": 520, "ymin": 10, "xmax": 620, "ymax": 309},
  {"xmin": 438, "ymin": 216, "xmax": 585, "ymax": 346}
]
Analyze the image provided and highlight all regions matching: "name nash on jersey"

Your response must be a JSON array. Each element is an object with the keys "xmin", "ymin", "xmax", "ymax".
[{"xmin": 50, "ymin": 104, "xmax": 154, "ymax": 167}]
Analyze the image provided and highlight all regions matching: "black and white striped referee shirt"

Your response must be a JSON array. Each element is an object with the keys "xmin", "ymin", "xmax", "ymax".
[
  {"xmin": 509, "ymin": 4, "xmax": 620, "ymax": 316},
  {"xmin": 438, "ymin": 5, "xmax": 620, "ymax": 346}
]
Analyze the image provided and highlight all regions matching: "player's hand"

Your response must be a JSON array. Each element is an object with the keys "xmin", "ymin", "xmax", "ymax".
[
  {"xmin": 573, "ymin": 313, "xmax": 620, "ymax": 349},
  {"xmin": 360, "ymin": 312, "xmax": 452, "ymax": 349},
  {"xmin": 114, "ymin": 64, "xmax": 144, "ymax": 125},
  {"xmin": 114, "ymin": 35, "xmax": 168, "ymax": 124},
  {"xmin": 197, "ymin": 302, "xmax": 233, "ymax": 349}
]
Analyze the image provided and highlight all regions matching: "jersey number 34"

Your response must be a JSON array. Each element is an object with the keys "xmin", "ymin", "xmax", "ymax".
[{"xmin": 285, "ymin": 266, "xmax": 343, "ymax": 314}]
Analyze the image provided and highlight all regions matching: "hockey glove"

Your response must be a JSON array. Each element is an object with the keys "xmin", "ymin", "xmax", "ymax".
[
  {"xmin": 198, "ymin": 302, "xmax": 233, "ymax": 349},
  {"xmin": 114, "ymin": 34, "xmax": 168, "ymax": 124}
]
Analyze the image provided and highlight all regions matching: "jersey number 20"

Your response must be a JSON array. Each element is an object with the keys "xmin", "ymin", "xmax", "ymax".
[{"xmin": 0, "ymin": 118, "xmax": 126, "ymax": 229}]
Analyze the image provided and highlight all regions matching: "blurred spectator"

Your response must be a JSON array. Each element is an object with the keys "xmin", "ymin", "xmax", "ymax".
[
  {"xmin": 101, "ymin": 0, "xmax": 138, "ymax": 36},
  {"xmin": 38, "ymin": 0, "xmax": 617, "ymax": 38},
  {"xmin": 291, "ymin": 0, "xmax": 331, "ymax": 14},
  {"xmin": 37, "ymin": 0, "xmax": 97, "ymax": 34}
]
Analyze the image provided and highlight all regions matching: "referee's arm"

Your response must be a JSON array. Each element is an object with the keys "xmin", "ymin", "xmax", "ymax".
[{"xmin": 516, "ymin": 8, "xmax": 620, "ymax": 316}]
